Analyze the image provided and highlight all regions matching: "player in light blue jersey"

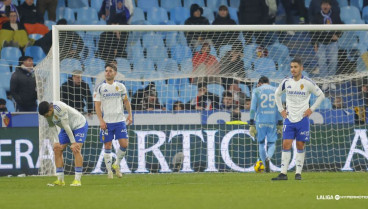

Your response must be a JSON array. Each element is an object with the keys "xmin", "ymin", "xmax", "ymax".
[
  {"xmin": 94, "ymin": 63, "xmax": 132, "ymax": 179},
  {"xmin": 249, "ymin": 76, "xmax": 283, "ymax": 173},
  {"xmin": 272, "ymin": 58, "xmax": 324, "ymax": 180}
]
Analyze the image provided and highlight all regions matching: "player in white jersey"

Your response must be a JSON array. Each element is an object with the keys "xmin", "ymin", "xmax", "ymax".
[
  {"xmin": 272, "ymin": 58, "xmax": 325, "ymax": 180},
  {"xmin": 94, "ymin": 63, "xmax": 132, "ymax": 179},
  {"xmin": 38, "ymin": 101, "xmax": 88, "ymax": 186}
]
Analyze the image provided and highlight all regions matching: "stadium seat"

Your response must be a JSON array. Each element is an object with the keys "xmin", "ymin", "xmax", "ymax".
[
  {"xmin": 310, "ymin": 95, "xmax": 332, "ymax": 110},
  {"xmin": 25, "ymin": 46, "xmax": 46, "ymax": 64},
  {"xmin": 207, "ymin": 84, "xmax": 225, "ymax": 98},
  {"xmin": 304, "ymin": 0, "xmax": 311, "ymax": 8},
  {"xmin": 28, "ymin": 33, "xmax": 43, "ymax": 41},
  {"xmin": 158, "ymin": 58, "xmax": 179, "ymax": 74},
  {"xmin": 130, "ymin": 7, "xmax": 145, "ymax": 24},
  {"xmin": 60, "ymin": 58, "xmax": 82, "ymax": 73},
  {"xmin": 63, "ymin": 7, "xmax": 76, "ymax": 24},
  {"xmin": 243, "ymin": 44, "xmax": 258, "ymax": 69},
  {"xmin": 218, "ymin": 45, "xmax": 232, "ymax": 58},
  {"xmin": 91, "ymin": 0, "xmax": 103, "ymax": 12},
  {"xmin": 124, "ymin": 80, "xmax": 144, "ymax": 96},
  {"xmin": 133, "ymin": 58, "xmax": 155, "ymax": 73},
  {"xmin": 362, "ymin": 6, "xmax": 368, "ymax": 23},
  {"xmin": 5, "ymin": 98, "xmax": 15, "ymax": 112},
  {"xmin": 0, "ymin": 72, "xmax": 11, "ymax": 91},
  {"xmin": 1, "ymin": 47, "xmax": 22, "ymax": 67},
  {"xmin": 227, "ymin": 7, "xmax": 238, "ymax": 23},
  {"xmin": 229, "ymin": 0, "xmax": 240, "ymax": 8},
  {"xmin": 179, "ymin": 84, "xmax": 198, "ymax": 103},
  {"xmin": 268, "ymin": 43, "xmax": 290, "ymax": 64},
  {"xmin": 76, "ymin": 7, "xmax": 98, "ymax": 25},
  {"xmin": 56, "ymin": 7, "xmax": 65, "ymax": 21},
  {"xmin": 0, "ymin": 59, "xmax": 10, "ymax": 73},
  {"xmin": 44, "ymin": 20, "xmax": 56, "ymax": 30},
  {"xmin": 127, "ymin": 45, "xmax": 144, "ymax": 61},
  {"xmin": 146, "ymin": 45, "xmax": 168, "ymax": 64},
  {"xmin": 147, "ymin": 7, "xmax": 169, "ymax": 25},
  {"xmin": 180, "ymin": 58, "xmax": 193, "ymax": 74},
  {"xmin": 142, "ymin": 33, "xmax": 165, "ymax": 48},
  {"xmin": 337, "ymin": 0, "xmax": 349, "ymax": 7},
  {"xmin": 161, "ymin": 0, "xmax": 182, "ymax": 11},
  {"xmin": 340, "ymin": 6, "xmax": 361, "ymax": 23},
  {"xmin": 165, "ymin": 32, "xmax": 178, "ymax": 48},
  {"xmin": 202, "ymin": 7, "xmax": 215, "ymax": 24},
  {"xmin": 84, "ymin": 58, "xmax": 105, "ymax": 75},
  {"xmin": 168, "ymin": 77, "xmax": 189, "ymax": 91},
  {"xmin": 157, "ymin": 84, "xmax": 179, "ymax": 106},
  {"xmin": 183, "ymin": 0, "xmax": 205, "ymax": 9},
  {"xmin": 0, "ymin": 87, "xmax": 6, "ymax": 99},
  {"xmin": 338, "ymin": 31, "xmax": 359, "ymax": 50},
  {"xmin": 351, "ymin": 0, "xmax": 363, "ymax": 11},
  {"xmin": 344, "ymin": 18, "xmax": 365, "ymax": 24},
  {"xmin": 171, "ymin": 45, "xmax": 192, "ymax": 63},
  {"xmin": 169, "ymin": 7, "xmax": 190, "ymax": 24},
  {"xmin": 238, "ymin": 83, "xmax": 251, "ymax": 97},
  {"xmin": 115, "ymin": 58, "xmax": 131, "ymax": 74},
  {"xmin": 137, "ymin": 0, "xmax": 159, "ymax": 12},
  {"xmin": 254, "ymin": 58, "xmax": 276, "ymax": 75}
]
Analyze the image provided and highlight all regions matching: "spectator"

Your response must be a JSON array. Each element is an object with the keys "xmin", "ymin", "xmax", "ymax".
[
  {"xmin": 363, "ymin": 84, "xmax": 368, "ymax": 106},
  {"xmin": 212, "ymin": 5, "xmax": 238, "ymax": 50},
  {"xmin": 36, "ymin": 0, "xmax": 57, "ymax": 21},
  {"xmin": 142, "ymin": 91, "xmax": 165, "ymax": 111},
  {"xmin": 0, "ymin": 11, "xmax": 29, "ymax": 49},
  {"xmin": 308, "ymin": 0, "xmax": 340, "ymax": 24},
  {"xmin": 189, "ymin": 82, "xmax": 220, "ymax": 110},
  {"xmin": 184, "ymin": 4, "xmax": 210, "ymax": 49},
  {"xmin": 311, "ymin": 0, "xmax": 342, "ymax": 76},
  {"xmin": 99, "ymin": 0, "xmax": 134, "ymax": 25},
  {"xmin": 17, "ymin": 0, "xmax": 48, "ymax": 35},
  {"xmin": 281, "ymin": 0, "xmax": 307, "ymax": 24},
  {"xmin": 173, "ymin": 101, "xmax": 184, "ymax": 111},
  {"xmin": 10, "ymin": 56, "xmax": 37, "ymax": 112},
  {"xmin": 219, "ymin": 42, "xmax": 245, "ymax": 87},
  {"xmin": 220, "ymin": 91, "xmax": 237, "ymax": 111},
  {"xmin": 0, "ymin": 98, "xmax": 8, "ymax": 112},
  {"xmin": 131, "ymin": 82, "xmax": 156, "ymax": 110},
  {"xmin": 238, "ymin": 0, "xmax": 270, "ymax": 45},
  {"xmin": 244, "ymin": 97, "xmax": 251, "ymax": 111},
  {"xmin": 61, "ymin": 70, "xmax": 93, "ymax": 114},
  {"xmin": 227, "ymin": 81, "xmax": 247, "ymax": 110},
  {"xmin": 0, "ymin": 0, "xmax": 19, "ymax": 29},
  {"xmin": 332, "ymin": 96, "xmax": 344, "ymax": 109},
  {"xmin": 97, "ymin": 15, "xmax": 128, "ymax": 63},
  {"xmin": 192, "ymin": 42, "xmax": 220, "ymax": 84}
]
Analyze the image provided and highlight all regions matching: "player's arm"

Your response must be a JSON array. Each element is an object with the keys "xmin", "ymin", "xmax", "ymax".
[
  {"xmin": 124, "ymin": 94, "xmax": 133, "ymax": 125},
  {"xmin": 249, "ymin": 90, "xmax": 258, "ymax": 137},
  {"xmin": 46, "ymin": 116, "xmax": 59, "ymax": 144},
  {"xmin": 93, "ymin": 85, "xmax": 106, "ymax": 130},
  {"xmin": 305, "ymin": 82, "xmax": 325, "ymax": 117},
  {"xmin": 275, "ymin": 79, "xmax": 287, "ymax": 118}
]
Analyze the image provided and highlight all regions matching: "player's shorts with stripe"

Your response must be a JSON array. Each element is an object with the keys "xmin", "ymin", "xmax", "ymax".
[
  {"xmin": 256, "ymin": 123, "xmax": 278, "ymax": 143},
  {"xmin": 59, "ymin": 122, "xmax": 88, "ymax": 144},
  {"xmin": 282, "ymin": 117, "xmax": 310, "ymax": 142},
  {"xmin": 100, "ymin": 121, "xmax": 128, "ymax": 143}
]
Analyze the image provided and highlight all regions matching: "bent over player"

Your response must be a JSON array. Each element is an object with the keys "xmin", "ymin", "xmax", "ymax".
[
  {"xmin": 272, "ymin": 58, "xmax": 325, "ymax": 180},
  {"xmin": 94, "ymin": 63, "xmax": 132, "ymax": 179},
  {"xmin": 39, "ymin": 101, "xmax": 88, "ymax": 186}
]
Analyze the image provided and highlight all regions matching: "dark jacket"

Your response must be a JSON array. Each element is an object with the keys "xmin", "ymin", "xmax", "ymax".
[
  {"xmin": 2, "ymin": 21, "xmax": 25, "ymax": 30},
  {"xmin": 97, "ymin": 31, "xmax": 128, "ymax": 62},
  {"xmin": 189, "ymin": 92, "xmax": 220, "ymax": 110},
  {"xmin": 212, "ymin": 14, "xmax": 236, "ymax": 25},
  {"xmin": 308, "ymin": 0, "xmax": 340, "ymax": 23},
  {"xmin": 238, "ymin": 0, "xmax": 269, "ymax": 25},
  {"xmin": 34, "ymin": 30, "xmax": 51, "ymax": 54},
  {"xmin": 61, "ymin": 77, "xmax": 93, "ymax": 113},
  {"xmin": 17, "ymin": 2, "xmax": 44, "ymax": 24},
  {"xmin": 184, "ymin": 4, "xmax": 210, "ymax": 46},
  {"xmin": 212, "ymin": 13, "xmax": 238, "ymax": 48},
  {"xmin": 310, "ymin": 10, "xmax": 343, "ymax": 45},
  {"xmin": 10, "ymin": 67, "xmax": 37, "ymax": 109}
]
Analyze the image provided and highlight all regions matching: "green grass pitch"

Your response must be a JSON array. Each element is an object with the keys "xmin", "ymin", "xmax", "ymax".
[{"xmin": 0, "ymin": 172, "xmax": 367, "ymax": 209}]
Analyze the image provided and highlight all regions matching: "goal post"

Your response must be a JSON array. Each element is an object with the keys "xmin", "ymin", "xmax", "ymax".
[{"xmin": 35, "ymin": 24, "xmax": 368, "ymax": 176}]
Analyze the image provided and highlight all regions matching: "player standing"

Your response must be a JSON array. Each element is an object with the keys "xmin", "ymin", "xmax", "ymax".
[
  {"xmin": 249, "ymin": 76, "xmax": 283, "ymax": 173},
  {"xmin": 39, "ymin": 101, "xmax": 88, "ymax": 186},
  {"xmin": 94, "ymin": 63, "xmax": 132, "ymax": 179},
  {"xmin": 272, "ymin": 58, "xmax": 325, "ymax": 180}
]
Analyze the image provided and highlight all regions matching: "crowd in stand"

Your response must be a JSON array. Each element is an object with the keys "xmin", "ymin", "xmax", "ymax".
[{"xmin": 0, "ymin": 0, "xmax": 366, "ymax": 118}]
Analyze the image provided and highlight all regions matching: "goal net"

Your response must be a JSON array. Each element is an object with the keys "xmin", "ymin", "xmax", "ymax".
[{"xmin": 35, "ymin": 25, "xmax": 368, "ymax": 176}]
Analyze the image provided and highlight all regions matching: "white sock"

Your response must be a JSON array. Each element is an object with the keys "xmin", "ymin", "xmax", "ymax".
[
  {"xmin": 115, "ymin": 147, "xmax": 127, "ymax": 166},
  {"xmin": 281, "ymin": 150, "xmax": 291, "ymax": 174},
  {"xmin": 56, "ymin": 167, "xmax": 64, "ymax": 181},
  {"xmin": 104, "ymin": 152, "xmax": 112, "ymax": 173},
  {"xmin": 295, "ymin": 149, "xmax": 306, "ymax": 174},
  {"xmin": 75, "ymin": 167, "xmax": 82, "ymax": 181}
]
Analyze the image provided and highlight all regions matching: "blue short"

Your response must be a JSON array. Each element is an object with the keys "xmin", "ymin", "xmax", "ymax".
[
  {"xmin": 100, "ymin": 121, "xmax": 128, "ymax": 143},
  {"xmin": 58, "ymin": 122, "xmax": 88, "ymax": 144},
  {"xmin": 283, "ymin": 117, "xmax": 310, "ymax": 142},
  {"xmin": 256, "ymin": 123, "xmax": 277, "ymax": 143}
]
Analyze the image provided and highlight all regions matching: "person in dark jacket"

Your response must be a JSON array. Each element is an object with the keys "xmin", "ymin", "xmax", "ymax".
[
  {"xmin": 1, "ymin": 10, "xmax": 25, "ymax": 30},
  {"xmin": 238, "ymin": 0, "xmax": 269, "ymax": 45},
  {"xmin": 310, "ymin": 0, "xmax": 343, "ymax": 76},
  {"xmin": 308, "ymin": 0, "xmax": 340, "ymax": 23},
  {"xmin": 188, "ymin": 82, "xmax": 220, "ymax": 110},
  {"xmin": 220, "ymin": 42, "xmax": 245, "ymax": 88},
  {"xmin": 212, "ymin": 5, "xmax": 238, "ymax": 50},
  {"xmin": 10, "ymin": 56, "xmax": 37, "ymax": 112},
  {"xmin": 61, "ymin": 70, "xmax": 93, "ymax": 114},
  {"xmin": 184, "ymin": 4, "xmax": 210, "ymax": 49},
  {"xmin": 17, "ymin": 0, "xmax": 44, "ymax": 24}
]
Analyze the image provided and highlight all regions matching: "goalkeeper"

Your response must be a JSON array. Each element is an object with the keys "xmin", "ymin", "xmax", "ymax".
[
  {"xmin": 249, "ymin": 76, "xmax": 283, "ymax": 173},
  {"xmin": 38, "ymin": 101, "xmax": 88, "ymax": 187}
]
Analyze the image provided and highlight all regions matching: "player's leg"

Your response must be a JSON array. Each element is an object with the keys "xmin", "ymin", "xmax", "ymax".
[
  {"xmin": 265, "ymin": 125, "xmax": 278, "ymax": 172},
  {"xmin": 49, "ymin": 130, "xmax": 68, "ymax": 186},
  {"xmin": 70, "ymin": 122, "xmax": 88, "ymax": 186},
  {"xmin": 256, "ymin": 124, "xmax": 267, "ymax": 169},
  {"xmin": 101, "ymin": 124, "xmax": 114, "ymax": 179},
  {"xmin": 112, "ymin": 122, "xmax": 129, "ymax": 178},
  {"xmin": 294, "ymin": 117, "xmax": 310, "ymax": 180}
]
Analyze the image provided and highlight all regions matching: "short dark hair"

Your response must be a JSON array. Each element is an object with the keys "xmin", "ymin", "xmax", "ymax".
[
  {"xmin": 321, "ymin": 0, "xmax": 332, "ymax": 5},
  {"xmin": 291, "ymin": 58, "xmax": 303, "ymax": 66},
  {"xmin": 222, "ymin": 91, "xmax": 233, "ymax": 98},
  {"xmin": 105, "ymin": 63, "xmax": 117, "ymax": 71},
  {"xmin": 57, "ymin": 18, "xmax": 67, "ymax": 25},
  {"xmin": 38, "ymin": 101, "xmax": 51, "ymax": 115},
  {"xmin": 258, "ymin": 76, "xmax": 269, "ymax": 84},
  {"xmin": 197, "ymin": 82, "xmax": 207, "ymax": 90},
  {"xmin": 0, "ymin": 98, "xmax": 6, "ymax": 105}
]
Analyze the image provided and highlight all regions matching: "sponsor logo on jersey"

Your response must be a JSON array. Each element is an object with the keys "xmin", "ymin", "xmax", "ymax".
[
  {"xmin": 116, "ymin": 86, "xmax": 119, "ymax": 91},
  {"xmin": 300, "ymin": 84, "xmax": 304, "ymax": 90},
  {"xmin": 54, "ymin": 115, "xmax": 58, "ymax": 120},
  {"xmin": 104, "ymin": 89, "xmax": 108, "ymax": 92},
  {"xmin": 287, "ymin": 85, "xmax": 291, "ymax": 88}
]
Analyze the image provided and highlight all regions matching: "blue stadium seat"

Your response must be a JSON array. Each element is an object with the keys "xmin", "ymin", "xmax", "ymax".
[
  {"xmin": 5, "ymin": 98, "xmax": 15, "ymax": 112},
  {"xmin": 0, "ymin": 72, "xmax": 11, "ymax": 91},
  {"xmin": 171, "ymin": 45, "xmax": 192, "ymax": 63},
  {"xmin": 0, "ymin": 87, "xmax": 6, "ymax": 99},
  {"xmin": 340, "ymin": 6, "xmax": 361, "ymax": 23},
  {"xmin": 219, "ymin": 45, "xmax": 232, "ymax": 58},
  {"xmin": 169, "ymin": 7, "xmax": 190, "ymax": 24},
  {"xmin": 84, "ymin": 58, "xmax": 105, "ymax": 75},
  {"xmin": 28, "ymin": 33, "xmax": 43, "ymax": 41},
  {"xmin": 91, "ymin": 0, "xmax": 103, "ymax": 12},
  {"xmin": 362, "ymin": 6, "xmax": 368, "ymax": 23},
  {"xmin": 207, "ymin": 84, "xmax": 225, "ymax": 98},
  {"xmin": 229, "ymin": 0, "xmax": 240, "ymax": 8},
  {"xmin": 177, "ymin": 32, "xmax": 188, "ymax": 46},
  {"xmin": 147, "ymin": 7, "xmax": 169, "ymax": 25},
  {"xmin": 338, "ymin": 31, "xmax": 359, "ymax": 49},
  {"xmin": 168, "ymin": 77, "xmax": 189, "ymax": 91},
  {"xmin": 133, "ymin": 58, "xmax": 155, "ymax": 73},
  {"xmin": 142, "ymin": 33, "xmax": 165, "ymax": 48},
  {"xmin": 124, "ymin": 80, "xmax": 144, "ymax": 96},
  {"xmin": 165, "ymin": 32, "xmax": 178, "ymax": 48},
  {"xmin": 1, "ymin": 47, "xmax": 22, "ymax": 67},
  {"xmin": 57, "ymin": 0, "xmax": 65, "ymax": 7},
  {"xmin": 228, "ymin": 7, "xmax": 238, "ymax": 23},
  {"xmin": 137, "ymin": 0, "xmax": 159, "ymax": 12},
  {"xmin": 183, "ymin": 0, "xmax": 205, "ymax": 9},
  {"xmin": 157, "ymin": 58, "xmax": 179, "ymax": 74},
  {"xmin": 254, "ymin": 58, "xmax": 276, "ymax": 75},
  {"xmin": 180, "ymin": 58, "xmax": 193, "ymax": 74},
  {"xmin": 0, "ymin": 59, "xmax": 10, "ymax": 73},
  {"xmin": 161, "ymin": 0, "xmax": 182, "ymax": 11},
  {"xmin": 243, "ymin": 44, "xmax": 257, "ymax": 69},
  {"xmin": 268, "ymin": 43, "xmax": 290, "ymax": 64},
  {"xmin": 44, "ymin": 20, "xmax": 56, "ymax": 30},
  {"xmin": 157, "ymin": 84, "xmax": 179, "ymax": 106},
  {"xmin": 130, "ymin": 7, "xmax": 145, "ymax": 24},
  {"xmin": 344, "ymin": 18, "xmax": 365, "ymax": 24},
  {"xmin": 304, "ymin": 0, "xmax": 311, "ymax": 8},
  {"xmin": 68, "ymin": 0, "xmax": 89, "ymax": 9},
  {"xmin": 351, "ymin": 0, "xmax": 363, "ymax": 11},
  {"xmin": 76, "ymin": 7, "xmax": 98, "ymax": 25},
  {"xmin": 127, "ymin": 45, "xmax": 144, "ymax": 61},
  {"xmin": 60, "ymin": 58, "xmax": 82, "ymax": 73},
  {"xmin": 337, "ymin": 0, "xmax": 348, "ymax": 7},
  {"xmin": 310, "ymin": 95, "xmax": 332, "ymax": 110},
  {"xmin": 115, "ymin": 58, "xmax": 131, "ymax": 74},
  {"xmin": 146, "ymin": 45, "xmax": 168, "ymax": 63},
  {"xmin": 25, "ymin": 46, "xmax": 46, "ymax": 64},
  {"xmin": 56, "ymin": 7, "xmax": 65, "ymax": 21},
  {"xmin": 238, "ymin": 84, "xmax": 250, "ymax": 97},
  {"xmin": 202, "ymin": 7, "xmax": 215, "ymax": 23},
  {"xmin": 179, "ymin": 84, "xmax": 197, "ymax": 103},
  {"xmin": 63, "ymin": 7, "xmax": 76, "ymax": 24}
]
